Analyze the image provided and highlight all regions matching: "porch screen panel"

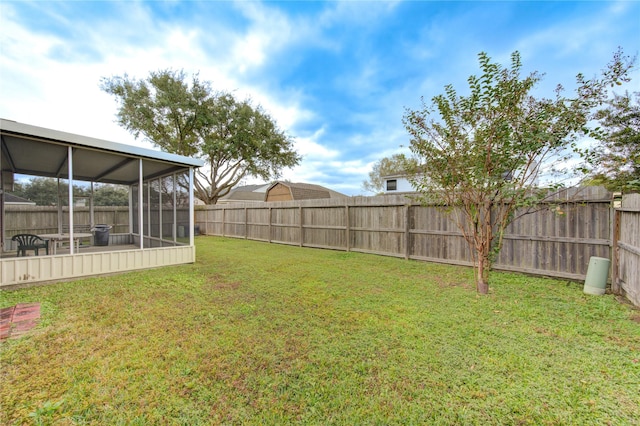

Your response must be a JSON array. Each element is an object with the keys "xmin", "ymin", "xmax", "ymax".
[
  {"xmin": 57, "ymin": 178, "xmax": 73, "ymax": 234},
  {"xmin": 131, "ymin": 184, "xmax": 139, "ymax": 235},
  {"xmin": 149, "ymin": 179, "xmax": 160, "ymax": 239},
  {"xmin": 162, "ymin": 175, "xmax": 175, "ymax": 241},
  {"xmin": 143, "ymin": 182, "xmax": 149, "ymax": 238},
  {"xmin": 176, "ymin": 171, "xmax": 189, "ymax": 243}
]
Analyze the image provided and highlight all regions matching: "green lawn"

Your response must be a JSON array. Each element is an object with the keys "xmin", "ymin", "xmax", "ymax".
[{"xmin": 1, "ymin": 237, "xmax": 639, "ymax": 425}]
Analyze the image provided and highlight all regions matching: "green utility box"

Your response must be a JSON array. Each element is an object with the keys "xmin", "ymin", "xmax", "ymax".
[{"xmin": 583, "ymin": 256, "xmax": 611, "ymax": 296}]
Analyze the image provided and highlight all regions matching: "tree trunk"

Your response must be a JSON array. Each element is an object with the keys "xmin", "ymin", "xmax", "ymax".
[
  {"xmin": 476, "ymin": 256, "xmax": 489, "ymax": 294},
  {"xmin": 475, "ymin": 204, "xmax": 492, "ymax": 295}
]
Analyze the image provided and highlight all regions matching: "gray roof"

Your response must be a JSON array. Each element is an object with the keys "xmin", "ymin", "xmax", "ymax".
[
  {"xmin": 268, "ymin": 181, "xmax": 348, "ymax": 200},
  {"xmin": 218, "ymin": 184, "xmax": 270, "ymax": 203},
  {"xmin": 220, "ymin": 182, "xmax": 347, "ymax": 203},
  {"xmin": 228, "ymin": 184, "xmax": 269, "ymax": 194},
  {"xmin": 225, "ymin": 189, "xmax": 267, "ymax": 202},
  {"xmin": 1, "ymin": 119, "xmax": 203, "ymax": 185},
  {"xmin": 3, "ymin": 193, "xmax": 35, "ymax": 204}
]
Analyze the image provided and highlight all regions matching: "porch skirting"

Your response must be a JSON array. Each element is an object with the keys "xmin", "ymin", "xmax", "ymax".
[{"xmin": 0, "ymin": 245, "xmax": 196, "ymax": 287}]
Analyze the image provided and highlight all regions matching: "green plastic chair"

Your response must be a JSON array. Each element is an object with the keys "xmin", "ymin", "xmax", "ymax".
[{"xmin": 11, "ymin": 234, "xmax": 49, "ymax": 256}]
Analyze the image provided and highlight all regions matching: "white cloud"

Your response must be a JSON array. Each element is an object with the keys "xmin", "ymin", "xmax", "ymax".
[
  {"xmin": 514, "ymin": 3, "xmax": 635, "ymax": 67},
  {"xmin": 319, "ymin": 0, "xmax": 401, "ymax": 28},
  {"xmin": 228, "ymin": 1, "xmax": 313, "ymax": 74},
  {"xmin": 327, "ymin": 159, "xmax": 370, "ymax": 176},
  {"xmin": 293, "ymin": 127, "xmax": 339, "ymax": 160}
]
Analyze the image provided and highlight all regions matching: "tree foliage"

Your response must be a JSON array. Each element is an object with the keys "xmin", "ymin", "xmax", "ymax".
[
  {"xmin": 403, "ymin": 50, "xmax": 633, "ymax": 294},
  {"xmin": 588, "ymin": 91, "xmax": 640, "ymax": 192},
  {"xmin": 92, "ymin": 184, "xmax": 129, "ymax": 206},
  {"xmin": 362, "ymin": 153, "xmax": 417, "ymax": 194},
  {"xmin": 12, "ymin": 178, "xmax": 128, "ymax": 206},
  {"xmin": 12, "ymin": 178, "xmax": 63, "ymax": 206},
  {"xmin": 101, "ymin": 70, "xmax": 301, "ymax": 204}
]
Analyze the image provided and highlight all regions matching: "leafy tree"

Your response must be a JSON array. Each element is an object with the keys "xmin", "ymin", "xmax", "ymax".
[
  {"xmin": 362, "ymin": 153, "xmax": 418, "ymax": 194},
  {"xmin": 403, "ymin": 50, "xmax": 633, "ymax": 294},
  {"xmin": 101, "ymin": 70, "xmax": 301, "ymax": 204},
  {"xmin": 12, "ymin": 178, "xmax": 129, "ymax": 206},
  {"xmin": 93, "ymin": 184, "xmax": 129, "ymax": 206},
  {"xmin": 12, "ymin": 177, "xmax": 54, "ymax": 205},
  {"xmin": 12, "ymin": 177, "xmax": 87, "ymax": 206},
  {"xmin": 588, "ymin": 91, "xmax": 640, "ymax": 192}
]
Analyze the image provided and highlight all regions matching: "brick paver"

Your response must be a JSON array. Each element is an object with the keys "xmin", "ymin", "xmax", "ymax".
[{"xmin": 0, "ymin": 303, "xmax": 40, "ymax": 340}]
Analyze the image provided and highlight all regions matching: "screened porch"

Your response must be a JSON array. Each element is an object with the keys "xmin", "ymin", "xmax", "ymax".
[{"xmin": 0, "ymin": 119, "xmax": 203, "ymax": 287}]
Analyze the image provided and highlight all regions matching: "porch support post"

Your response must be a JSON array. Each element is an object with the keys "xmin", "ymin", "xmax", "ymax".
[
  {"xmin": 57, "ymin": 178, "xmax": 63, "ymax": 234},
  {"xmin": 147, "ymin": 177, "xmax": 151, "ymax": 241},
  {"xmin": 173, "ymin": 173, "xmax": 177, "ymax": 243},
  {"xmin": 128, "ymin": 185, "xmax": 133, "ymax": 235},
  {"xmin": 139, "ymin": 159, "xmax": 144, "ymax": 249},
  {"xmin": 189, "ymin": 167, "xmax": 195, "ymax": 247},
  {"xmin": 68, "ymin": 146, "xmax": 74, "ymax": 254},
  {"xmin": 158, "ymin": 179, "xmax": 163, "ymax": 241},
  {"xmin": 90, "ymin": 182, "xmax": 95, "ymax": 228}
]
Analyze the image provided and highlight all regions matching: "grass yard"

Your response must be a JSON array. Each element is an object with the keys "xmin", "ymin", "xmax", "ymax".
[{"xmin": 1, "ymin": 237, "xmax": 639, "ymax": 425}]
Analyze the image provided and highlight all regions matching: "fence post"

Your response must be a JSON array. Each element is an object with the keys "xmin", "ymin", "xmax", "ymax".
[
  {"xmin": 268, "ymin": 207, "xmax": 272, "ymax": 243},
  {"xmin": 221, "ymin": 207, "xmax": 225, "ymax": 237},
  {"xmin": 244, "ymin": 207, "xmax": 248, "ymax": 239},
  {"xmin": 299, "ymin": 206, "xmax": 303, "ymax": 247},
  {"xmin": 611, "ymin": 209, "xmax": 621, "ymax": 295},
  {"xmin": 404, "ymin": 204, "xmax": 410, "ymax": 260},
  {"xmin": 345, "ymin": 204, "xmax": 350, "ymax": 252},
  {"xmin": 203, "ymin": 206, "xmax": 208, "ymax": 236}
]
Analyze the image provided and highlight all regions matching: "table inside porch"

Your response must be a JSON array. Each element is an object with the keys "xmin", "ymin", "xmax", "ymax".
[{"xmin": 39, "ymin": 233, "xmax": 93, "ymax": 255}]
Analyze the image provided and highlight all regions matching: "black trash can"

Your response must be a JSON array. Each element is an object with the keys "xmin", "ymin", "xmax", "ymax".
[{"xmin": 92, "ymin": 224, "xmax": 111, "ymax": 246}]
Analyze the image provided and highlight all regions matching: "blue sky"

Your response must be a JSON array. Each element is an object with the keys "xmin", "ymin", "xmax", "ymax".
[{"xmin": 1, "ymin": 1, "xmax": 639, "ymax": 195}]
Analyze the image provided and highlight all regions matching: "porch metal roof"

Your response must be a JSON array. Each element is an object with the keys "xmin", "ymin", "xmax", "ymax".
[{"xmin": 1, "ymin": 119, "xmax": 203, "ymax": 185}]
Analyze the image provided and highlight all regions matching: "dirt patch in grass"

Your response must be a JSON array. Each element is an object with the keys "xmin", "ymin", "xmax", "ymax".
[
  {"xmin": 433, "ymin": 275, "xmax": 472, "ymax": 289},
  {"xmin": 211, "ymin": 281, "xmax": 242, "ymax": 291},
  {"xmin": 206, "ymin": 273, "xmax": 242, "ymax": 290}
]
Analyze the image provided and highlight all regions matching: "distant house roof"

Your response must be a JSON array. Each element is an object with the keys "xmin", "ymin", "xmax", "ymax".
[
  {"xmin": 266, "ymin": 181, "xmax": 347, "ymax": 202},
  {"xmin": 218, "ymin": 183, "xmax": 270, "ymax": 204},
  {"xmin": 219, "ymin": 181, "xmax": 348, "ymax": 204},
  {"xmin": 3, "ymin": 193, "xmax": 35, "ymax": 205}
]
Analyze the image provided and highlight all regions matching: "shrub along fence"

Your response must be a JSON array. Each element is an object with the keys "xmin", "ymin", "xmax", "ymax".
[{"xmin": 195, "ymin": 186, "xmax": 639, "ymax": 307}]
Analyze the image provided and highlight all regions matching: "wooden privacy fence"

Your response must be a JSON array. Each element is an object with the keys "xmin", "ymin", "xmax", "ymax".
[
  {"xmin": 2, "ymin": 205, "xmax": 128, "ymax": 251},
  {"xmin": 612, "ymin": 194, "xmax": 640, "ymax": 307},
  {"xmin": 196, "ymin": 187, "xmax": 617, "ymax": 283},
  {"xmin": 3, "ymin": 205, "xmax": 193, "ymax": 247},
  {"xmin": 4, "ymin": 205, "xmax": 130, "ymax": 237}
]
